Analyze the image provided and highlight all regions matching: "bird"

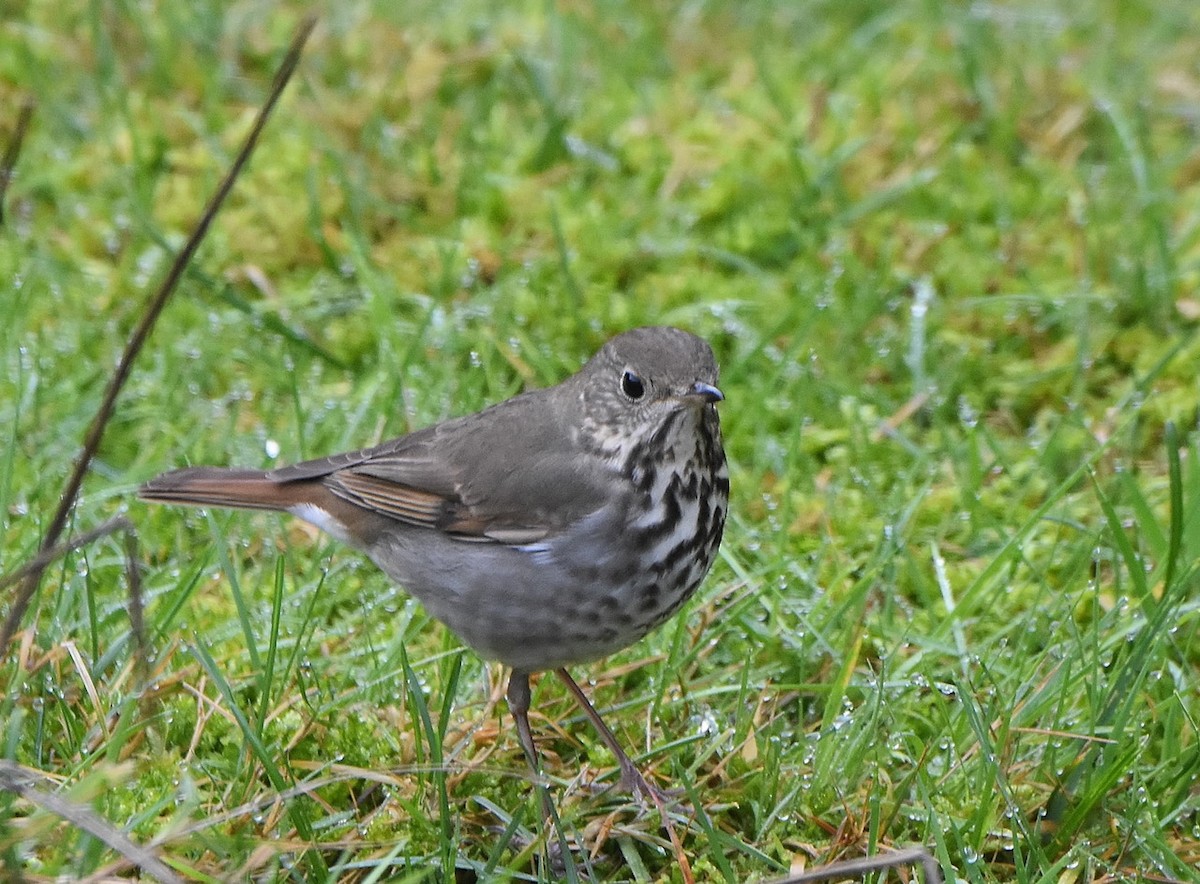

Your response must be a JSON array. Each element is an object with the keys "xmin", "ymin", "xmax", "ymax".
[{"xmin": 139, "ymin": 325, "xmax": 728, "ymax": 811}]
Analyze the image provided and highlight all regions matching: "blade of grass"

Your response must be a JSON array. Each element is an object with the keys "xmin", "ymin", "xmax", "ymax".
[
  {"xmin": 146, "ymin": 555, "xmax": 209, "ymax": 646},
  {"xmin": 206, "ymin": 513, "xmax": 261, "ymax": 673},
  {"xmin": 1045, "ymin": 424, "xmax": 1199, "ymax": 846},
  {"xmin": 399, "ymin": 644, "xmax": 453, "ymax": 878},
  {"xmin": 0, "ymin": 761, "xmax": 182, "ymax": 884},
  {"xmin": 1160, "ymin": 422, "xmax": 1184, "ymax": 600},
  {"xmin": 257, "ymin": 555, "xmax": 286, "ymax": 738},
  {"xmin": 474, "ymin": 795, "xmax": 531, "ymax": 877},
  {"xmin": 1089, "ymin": 468, "xmax": 1150, "ymax": 611},
  {"xmin": 188, "ymin": 638, "xmax": 323, "ymax": 871},
  {"xmin": 681, "ymin": 769, "xmax": 739, "ymax": 883},
  {"xmin": 0, "ymin": 16, "xmax": 317, "ymax": 653}
]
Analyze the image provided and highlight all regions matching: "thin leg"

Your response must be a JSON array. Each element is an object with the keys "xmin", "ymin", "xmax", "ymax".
[
  {"xmin": 506, "ymin": 671, "xmax": 584, "ymax": 880},
  {"xmin": 506, "ymin": 671, "xmax": 540, "ymax": 780},
  {"xmin": 553, "ymin": 668, "xmax": 661, "ymax": 799},
  {"xmin": 554, "ymin": 668, "xmax": 695, "ymax": 884},
  {"xmin": 505, "ymin": 670, "xmax": 556, "ymax": 824}
]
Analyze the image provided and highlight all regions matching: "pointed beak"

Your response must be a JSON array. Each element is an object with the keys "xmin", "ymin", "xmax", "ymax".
[{"xmin": 688, "ymin": 381, "xmax": 724, "ymax": 404}]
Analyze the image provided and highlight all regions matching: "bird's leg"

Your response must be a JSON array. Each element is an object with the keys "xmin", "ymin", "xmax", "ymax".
[
  {"xmin": 507, "ymin": 671, "xmax": 588, "ymax": 880},
  {"xmin": 505, "ymin": 670, "xmax": 556, "ymax": 825},
  {"xmin": 554, "ymin": 668, "xmax": 695, "ymax": 883},
  {"xmin": 506, "ymin": 672, "xmax": 540, "ymax": 782},
  {"xmin": 553, "ymin": 667, "xmax": 665, "ymax": 801}
]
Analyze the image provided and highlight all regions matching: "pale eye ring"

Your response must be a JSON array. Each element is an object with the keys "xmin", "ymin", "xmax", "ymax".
[{"xmin": 620, "ymin": 369, "xmax": 646, "ymax": 400}]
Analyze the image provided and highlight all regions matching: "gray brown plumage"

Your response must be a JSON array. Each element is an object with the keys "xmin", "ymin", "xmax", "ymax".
[{"xmin": 141, "ymin": 325, "xmax": 728, "ymax": 806}]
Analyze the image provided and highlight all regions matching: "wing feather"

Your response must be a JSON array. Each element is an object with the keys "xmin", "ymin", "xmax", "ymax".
[{"xmin": 264, "ymin": 388, "xmax": 610, "ymax": 544}]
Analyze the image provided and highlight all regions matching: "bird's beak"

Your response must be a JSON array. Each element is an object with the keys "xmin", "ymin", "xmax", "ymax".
[{"xmin": 688, "ymin": 382, "xmax": 724, "ymax": 404}]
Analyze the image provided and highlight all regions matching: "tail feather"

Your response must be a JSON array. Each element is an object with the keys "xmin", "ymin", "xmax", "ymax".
[{"xmin": 139, "ymin": 467, "xmax": 307, "ymax": 512}]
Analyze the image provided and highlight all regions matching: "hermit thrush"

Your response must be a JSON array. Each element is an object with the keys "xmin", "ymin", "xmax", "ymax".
[{"xmin": 140, "ymin": 325, "xmax": 728, "ymax": 804}]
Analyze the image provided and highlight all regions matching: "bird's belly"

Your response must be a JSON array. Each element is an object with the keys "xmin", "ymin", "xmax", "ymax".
[{"xmin": 364, "ymin": 493, "xmax": 725, "ymax": 672}]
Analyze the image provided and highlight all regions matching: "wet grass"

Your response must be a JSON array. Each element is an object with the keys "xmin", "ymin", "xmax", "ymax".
[{"xmin": 2, "ymin": 1, "xmax": 1200, "ymax": 880}]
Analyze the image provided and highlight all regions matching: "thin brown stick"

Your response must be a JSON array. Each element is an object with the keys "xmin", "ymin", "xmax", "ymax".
[
  {"xmin": 0, "ymin": 516, "xmax": 132, "ymax": 593},
  {"xmin": 0, "ymin": 761, "xmax": 183, "ymax": 884},
  {"xmin": 0, "ymin": 17, "xmax": 317, "ymax": 655},
  {"xmin": 0, "ymin": 96, "xmax": 34, "ymax": 227},
  {"xmin": 123, "ymin": 525, "xmax": 148, "ymax": 678},
  {"xmin": 770, "ymin": 847, "xmax": 943, "ymax": 884}
]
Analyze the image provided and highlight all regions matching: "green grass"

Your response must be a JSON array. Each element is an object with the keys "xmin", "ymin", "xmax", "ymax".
[{"xmin": 3, "ymin": 0, "xmax": 1200, "ymax": 880}]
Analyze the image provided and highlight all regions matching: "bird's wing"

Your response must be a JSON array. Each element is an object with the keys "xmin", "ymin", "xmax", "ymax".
[{"xmin": 266, "ymin": 392, "xmax": 611, "ymax": 544}]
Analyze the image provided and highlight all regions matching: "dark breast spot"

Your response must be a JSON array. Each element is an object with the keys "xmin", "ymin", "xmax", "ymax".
[{"xmin": 632, "ymin": 484, "xmax": 683, "ymax": 550}]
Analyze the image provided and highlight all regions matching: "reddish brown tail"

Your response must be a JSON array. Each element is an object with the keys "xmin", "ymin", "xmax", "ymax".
[{"xmin": 139, "ymin": 467, "xmax": 313, "ymax": 512}]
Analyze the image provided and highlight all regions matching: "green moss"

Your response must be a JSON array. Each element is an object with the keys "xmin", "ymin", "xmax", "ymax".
[{"xmin": 3, "ymin": 0, "xmax": 1200, "ymax": 880}]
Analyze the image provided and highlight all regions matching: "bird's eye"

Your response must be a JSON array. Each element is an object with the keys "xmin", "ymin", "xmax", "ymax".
[{"xmin": 620, "ymin": 369, "xmax": 646, "ymax": 400}]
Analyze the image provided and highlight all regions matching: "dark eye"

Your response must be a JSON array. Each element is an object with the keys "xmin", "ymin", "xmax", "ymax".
[{"xmin": 620, "ymin": 369, "xmax": 645, "ymax": 400}]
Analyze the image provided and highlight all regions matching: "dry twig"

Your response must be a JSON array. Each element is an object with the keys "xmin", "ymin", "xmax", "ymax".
[
  {"xmin": 0, "ymin": 761, "xmax": 183, "ymax": 884},
  {"xmin": 0, "ymin": 96, "xmax": 34, "ymax": 227},
  {"xmin": 772, "ymin": 846, "xmax": 943, "ymax": 884},
  {"xmin": 0, "ymin": 17, "xmax": 317, "ymax": 654}
]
